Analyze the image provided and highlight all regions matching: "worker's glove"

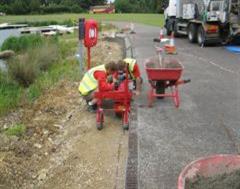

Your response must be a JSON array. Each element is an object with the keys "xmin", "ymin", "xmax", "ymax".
[{"xmin": 114, "ymin": 81, "xmax": 120, "ymax": 90}]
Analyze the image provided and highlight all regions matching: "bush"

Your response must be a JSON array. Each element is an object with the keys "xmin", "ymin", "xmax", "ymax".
[
  {"xmin": 40, "ymin": 4, "xmax": 70, "ymax": 14},
  {"xmin": 16, "ymin": 19, "xmax": 76, "ymax": 27},
  {"xmin": 1, "ymin": 34, "xmax": 44, "ymax": 52},
  {"xmin": 8, "ymin": 55, "xmax": 39, "ymax": 87},
  {"xmin": 8, "ymin": 43, "xmax": 59, "ymax": 87},
  {"xmin": 36, "ymin": 43, "xmax": 59, "ymax": 71},
  {"xmin": 114, "ymin": 0, "xmax": 134, "ymax": 13}
]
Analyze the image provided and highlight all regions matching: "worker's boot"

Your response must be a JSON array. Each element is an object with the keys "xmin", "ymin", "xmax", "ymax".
[{"xmin": 87, "ymin": 104, "xmax": 97, "ymax": 113}]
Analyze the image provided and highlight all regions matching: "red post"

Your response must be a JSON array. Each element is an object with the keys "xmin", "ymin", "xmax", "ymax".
[{"xmin": 87, "ymin": 47, "xmax": 91, "ymax": 70}]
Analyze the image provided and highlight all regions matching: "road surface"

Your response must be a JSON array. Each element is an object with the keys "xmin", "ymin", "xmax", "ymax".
[{"xmin": 114, "ymin": 22, "xmax": 240, "ymax": 189}]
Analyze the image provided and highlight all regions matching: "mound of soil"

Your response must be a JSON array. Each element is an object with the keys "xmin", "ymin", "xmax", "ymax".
[
  {"xmin": 146, "ymin": 56, "xmax": 182, "ymax": 69},
  {"xmin": 185, "ymin": 169, "xmax": 240, "ymax": 189}
]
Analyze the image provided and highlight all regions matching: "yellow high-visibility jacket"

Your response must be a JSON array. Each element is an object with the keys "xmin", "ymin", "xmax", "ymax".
[
  {"xmin": 124, "ymin": 58, "xmax": 136, "ymax": 80},
  {"xmin": 79, "ymin": 65, "xmax": 106, "ymax": 96}
]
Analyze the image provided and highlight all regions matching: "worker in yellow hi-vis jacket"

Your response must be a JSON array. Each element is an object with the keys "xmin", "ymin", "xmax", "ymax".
[
  {"xmin": 117, "ymin": 58, "xmax": 142, "ymax": 96},
  {"xmin": 79, "ymin": 61, "xmax": 118, "ymax": 112}
]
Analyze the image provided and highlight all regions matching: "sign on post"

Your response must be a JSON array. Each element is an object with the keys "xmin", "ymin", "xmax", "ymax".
[{"xmin": 84, "ymin": 19, "xmax": 98, "ymax": 70}]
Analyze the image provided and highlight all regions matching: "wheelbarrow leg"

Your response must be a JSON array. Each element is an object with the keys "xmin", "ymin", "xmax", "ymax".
[
  {"xmin": 122, "ymin": 110, "xmax": 129, "ymax": 130},
  {"xmin": 173, "ymin": 85, "xmax": 180, "ymax": 108},
  {"xmin": 96, "ymin": 101, "xmax": 104, "ymax": 130},
  {"xmin": 148, "ymin": 87, "xmax": 155, "ymax": 107}
]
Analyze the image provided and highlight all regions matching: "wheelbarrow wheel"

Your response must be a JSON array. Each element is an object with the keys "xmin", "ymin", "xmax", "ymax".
[
  {"xmin": 156, "ymin": 81, "xmax": 165, "ymax": 99},
  {"xmin": 96, "ymin": 123, "xmax": 103, "ymax": 130},
  {"xmin": 115, "ymin": 112, "xmax": 123, "ymax": 119},
  {"xmin": 122, "ymin": 111, "xmax": 129, "ymax": 130},
  {"xmin": 123, "ymin": 124, "xmax": 129, "ymax": 130}
]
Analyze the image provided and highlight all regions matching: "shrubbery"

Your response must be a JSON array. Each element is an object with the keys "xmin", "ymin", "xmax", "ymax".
[
  {"xmin": 40, "ymin": 4, "xmax": 84, "ymax": 14},
  {"xmin": 1, "ymin": 34, "xmax": 59, "ymax": 87},
  {"xmin": 0, "ymin": 30, "xmax": 79, "ymax": 114},
  {"xmin": 1, "ymin": 34, "xmax": 44, "ymax": 53},
  {"xmin": 0, "ymin": 0, "xmax": 93, "ymax": 15},
  {"xmin": 8, "ymin": 43, "xmax": 59, "ymax": 87},
  {"xmin": 16, "ymin": 19, "xmax": 75, "ymax": 27}
]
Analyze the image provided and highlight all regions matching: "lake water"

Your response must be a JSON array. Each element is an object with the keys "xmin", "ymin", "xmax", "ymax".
[
  {"xmin": 0, "ymin": 28, "xmax": 20, "ymax": 47},
  {"xmin": 0, "ymin": 28, "xmax": 20, "ymax": 72}
]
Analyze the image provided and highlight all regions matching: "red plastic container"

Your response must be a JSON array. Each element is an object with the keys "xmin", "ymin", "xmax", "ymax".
[{"xmin": 178, "ymin": 154, "xmax": 240, "ymax": 189}]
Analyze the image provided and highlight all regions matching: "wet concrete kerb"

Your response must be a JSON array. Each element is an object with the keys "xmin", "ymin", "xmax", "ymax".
[{"xmin": 123, "ymin": 33, "xmax": 139, "ymax": 189}]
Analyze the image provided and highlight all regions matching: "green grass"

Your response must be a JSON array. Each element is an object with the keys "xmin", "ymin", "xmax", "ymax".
[
  {"xmin": 0, "ymin": 72, "xmax": 22, "ymax": 115},
  {"xmin": 4, "ymin": 123, "xmax": 26, "ymax": 137},
  {"xmin": 27, "ymin": 58, "xmax": 80, "ymax": 101},
  {"xmin": 0, "ymin": 23, "xmax": 118, "ymax": 115},
  {"xmin": 1, "ymin": 34, "xmax": 44, "ymax": 52},
  {"xmin": 0, "ymin": 31, "xmax": 78, "ymax": 114},
  {"xmin": 0, "ymin": 13, "xmax": 164, "ymax": 27}
]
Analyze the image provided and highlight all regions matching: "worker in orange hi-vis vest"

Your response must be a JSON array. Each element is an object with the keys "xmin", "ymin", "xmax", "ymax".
[
  {"xmin": 79, "ymin": 61, "xmax": 118, "ymax": 112},
  {"xmin": 117, "ymin": 58, "xmax": 142, "ymax": 96}
]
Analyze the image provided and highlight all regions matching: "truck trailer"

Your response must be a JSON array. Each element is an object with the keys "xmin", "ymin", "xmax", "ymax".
[{"xmin": 164, "ymin": 0, "xmax": 240, "ymax": 46}]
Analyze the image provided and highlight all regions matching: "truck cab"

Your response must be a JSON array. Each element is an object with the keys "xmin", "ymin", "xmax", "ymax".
[{"xmin": 164, "ymin": 0, "xmax": 239, "ymax": 46}]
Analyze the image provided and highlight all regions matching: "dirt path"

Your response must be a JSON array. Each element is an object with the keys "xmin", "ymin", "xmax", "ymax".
[
  {"xmin": 32, "ymin": 84, "xmax": 128, "ymax": 189},
  {"xmin": 0, "ymin": 37, "xmax": 128, "ymax": 189}
]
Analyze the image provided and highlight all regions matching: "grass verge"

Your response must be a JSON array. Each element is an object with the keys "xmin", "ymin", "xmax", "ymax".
[
  {"xmin": 0, "ymin": 13, "xmax": 164, "ymax": 27},
  {"xmin": 0, "ymin": 32, "xmax": 79, "ymax": 115}
]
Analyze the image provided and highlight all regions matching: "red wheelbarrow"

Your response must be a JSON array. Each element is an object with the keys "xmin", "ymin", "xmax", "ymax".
[
  {"xmin": 178, "ymin": 154, "xmax": 240, "ymax": 189},
  {"xmin": 94, "ymin": 71, "xmax": 132, "ymax": 130},
  {"xmin": 145, "ymin": 56, "xmax": 190, "ymax": 107}
]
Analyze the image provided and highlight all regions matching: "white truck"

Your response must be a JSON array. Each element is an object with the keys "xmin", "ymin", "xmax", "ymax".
[{"xmin": 164, "ymin": 0, "xmax": 240, "ymax": 46}]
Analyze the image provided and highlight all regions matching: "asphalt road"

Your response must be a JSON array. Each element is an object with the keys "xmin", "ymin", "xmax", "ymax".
[{"xmin": 114, "ymin": 22, "xmax": 240, "ymax": 189}]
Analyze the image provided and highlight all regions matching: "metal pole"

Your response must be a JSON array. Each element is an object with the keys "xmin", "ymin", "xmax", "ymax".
[
  {"xmin": 78, "ymin": 18, "xmax": 85, "ymax": 75},
  {"xmin": 78, "ymin": 41, "xmax": 84, "ymax": 73},
  {"xmin": 87, "ymin": 47, "xmax": 91, "ymax": 70}
]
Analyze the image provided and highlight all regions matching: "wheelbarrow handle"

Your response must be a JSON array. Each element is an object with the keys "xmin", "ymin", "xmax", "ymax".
[
  {"xmin": 175, "ymin": 79, "xmax": 191, "ymax": 86},
  {"xmin": 183, "ymin": 79, "xmax": 191, "ymax": 84},
  {"xmin": 153, "ymin": 38, "xmax": 161, "ymax": 43}
]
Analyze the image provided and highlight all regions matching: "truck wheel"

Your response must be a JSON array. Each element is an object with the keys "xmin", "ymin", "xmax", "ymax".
[
  {"xmin": 123, "ymin": 124, "xmax": 129, "ymax": 130},
  {"xmin": 197, "ymin": 26, "xmax": 206, "ymax": 46},
  {"xmin": 188, "ymin": 24, "xmax": 197, "ymax": 43}
]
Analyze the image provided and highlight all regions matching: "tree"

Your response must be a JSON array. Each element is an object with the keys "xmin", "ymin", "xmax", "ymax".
[
  {"xmin": 11, "ymin": 0, "xmax": 28, "ymax": 14},
  {"xmin": 114, "ymin": 0, "xmax": 133, "ymax": 13},
  {"xmin": 30, "ymin": 0, "xmax": 41, "ymax": 13}
]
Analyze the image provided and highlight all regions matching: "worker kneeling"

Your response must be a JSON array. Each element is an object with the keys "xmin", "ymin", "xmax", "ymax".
[
  {"xmin": 117, "ymin": 58, "xmax": 142, "ymax": 96},
  {"xmin": 79, "ymin": 61, "xmax": 118, "ymax": 112}
]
